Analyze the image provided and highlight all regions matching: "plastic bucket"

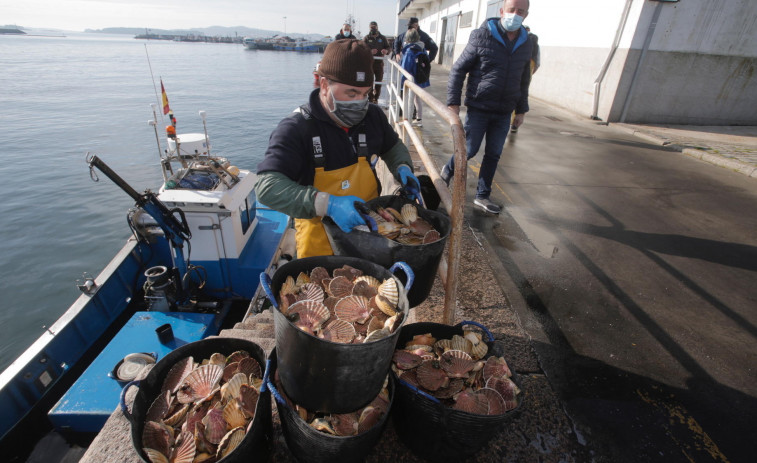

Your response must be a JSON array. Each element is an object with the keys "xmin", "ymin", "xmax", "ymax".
[
  {"xmin": 260, "ymin": 256, "xmax": 412, "ymax": 414},
  {"xmin": 323, "ymin": 195, "xmax": 450, "ymax": 307},
  {"xmin": 120, "ymin": 337, "xmax": 272, "ymax": 463},
  {"xmin": 391, "ymin": 321, "xmax": 524, "ymax": 462},
  {"xmin": 267, "ymin": 348, "xmax": 394, "ymax": 463}
]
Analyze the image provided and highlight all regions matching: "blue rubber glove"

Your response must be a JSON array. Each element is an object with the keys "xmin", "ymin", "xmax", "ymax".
[
  {"xmin": 397, "ymin": 164, "xmax": 421, "ymax": 203},
  {"xmin": 326, "ymin": 195, "xmax": 366, "ymax": 233}
]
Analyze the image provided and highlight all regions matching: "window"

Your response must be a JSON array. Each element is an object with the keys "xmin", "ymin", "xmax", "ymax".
[
  {"xmin": 460, "ymin": 11, "xmax": 473, "ymax": 28},
  {"xmin": 430, "ymin": 20, "xmax": 437, "ymax": 33},
  {"xmin": 239, "ymin": 190, "xmax": 257, "ymax": 234},
  {"xmin": 486, "ymin": 0, "xmax": 502, "ymax": 19}
]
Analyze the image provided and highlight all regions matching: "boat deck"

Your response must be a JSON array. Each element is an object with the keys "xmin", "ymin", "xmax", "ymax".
[{"xmin": 79, "ymin": 219, "xmax": 589, "ymax": 462}]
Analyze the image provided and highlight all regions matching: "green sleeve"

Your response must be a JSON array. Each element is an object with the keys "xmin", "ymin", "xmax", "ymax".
[
  {"xmin": 380, "ymin": 140, "xmax": 414, "ymax": 182},
  {"xmin": 254, "ymin": 171, "xmax": 319, "ymax": 218}
]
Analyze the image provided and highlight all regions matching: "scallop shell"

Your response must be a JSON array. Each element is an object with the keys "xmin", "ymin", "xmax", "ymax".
[
  {"xmin": 227, "ymin": 350, "xmax": 250, "ymax": 365},
  {"xmin": 334, "ymin": 265, "xmax": 362, "ymax": 279},
  {"xmin": 298, "ymin": 282, "xmax": 325, "ymax": 302},
  {"xmin": 423, "ymin": 229, "xmax": 441, "ymax": 244},
  {"xmin": 453, "ymin": 389, "xmax": 489, "ymax": 415},
  {"xmin": 161, "ymin": 357, "xmax": 194, "ymax": 393},
  {"xmin": 280, "ymin": 275, "xmax": 296, "ymax": 295},
  {"xmin": 328, "ymin": 276, "xmax": 354, "ymax": 298},
  {"xmin": 222, "ymin": 362, "xmax": 240, "ymax": 382},
  {"xmin": 432, "ymin": 378, "xmax": 465, "ymax": 399},
  {"xmin": 478, "ymin": 387, "xmax": 508, "ymax": 415},
  {"xmin": 319, "ymin": 319, "xmax": 356, "ymax": 343},
  {"xmin": 352, "ymin": 280, "xmax": 378, "ymax": 299},
  {"xmin": 193, "ymin": 422, "xmax": 214, "ymax": 455},
  {"xmin": 367, "ymin": 315, "xmax": 386, "ymax": 334},
  {"xmin": 222, "ymin": 372, "xmax": 249, "ymax": 402},
  {"xmin": 483, "ymin": 356, "xmax": 512, "ymax": 382},
  {"xmin": 357, "ymin": 405, "xmax": 383, "ymax": 434},
  {"xmin": 170, "ymin": 431, "xmax": 196, "ymax": 463},
  {"xmin": 433, "ymin": 338, "xmax": 452, "ymax": 355},
  {"xmin": 177, "ymin": 364, "xmax": 224, "ymax": 404},
  {"xmin": 364, "ymin": 327, "xmax": 391, "ymax": 343},
  {"xmin": 439, "ymin": 349, "xmax": 475, "ymax": 378},
  {"xmin": 287, "ymin": 300, "xmax": 330, "ymax": 333},
  {"xmin": 164, "ymin": 404, "xmax": 190, "ymax": 427},
  {"xmin": 216, "ymin": 426, "xmax": 245, "ymax": 460},
  {"xmin": 202, "ymin": 407, "xmax": 227, "ymax": 445},
  {"xmin": 237, "ymin": 356, "xmax": 262, "ymax": 379},
  {"xmin": 377, "ymin": 279, "xmax": 398, "ymax": 307},
  {"xmin": 146, "ymin": 390, "xmax": 172, "ymax": 423},
  {"xmin": 237, "ymin": 383, "xmax": 259, "ymax": 418},
  {"xmin": 416, "ymin": 360, "xmax": 448, "ymax": 391},
  {"xmin": 469, "ymin": 340, "xmax": 489, "ymax": 361},
  {"xmin": 331, "ymin": 412, "xmax": 359, "ymax": 436},
  {"xmin": 354, "ymin": 275, "xmax": 380, "ymax": 288},
  {"xmin": 143, "ymin": 448, "xmax": 169, "ymax": 463},
  {"xmin": 486, "ymin": 376, "xmax": 521, "ymax": 402},
  {"xmin": 450, "ymin": 335, "xmax": 473, "ymax": 354},
  {"xmin": 184, "ymin": 401, "xmax": 211, "ymax": 438},
  {"xmin": 280, "ymin": 293, "xmax": 296, "ymax": 315},
  {"xmin": 384, "ymin": 312, "xmax": 404, "ymax": 333},
  {"xmin": 310, "ymin": 417, "xmax": 336, "ymax": 435},
  {"xmin": 373, "ymin": 294, "xmax": 398, "ymax": 317},
  {"xmin": 208, "ymin": 353, "xmax": 226, "ymax": 367},
  {"xmin": 407, "ymin": 333, "xmax": 436, "ymax": 347},
  {"xmin": 142, "ymin": 421, "xmax": 174, "ymax": 458},
  {"xmin": 309, "ymin": 266, "xmax": 330, "ymax": 289},
  {"xmin": 392, "ymin": 350, "xmax": 423, "ymax": 370},
  {"xmin": 295, "ymin": 271, "xmax": 311, "ymax": 288},
  {"xmin": 323, "ymin": 296, "xmax": 340, "ymax": 313},
  {"xmin": 400, "ymin": 203, "xmax": 417, "ymax": 225},
  {"xmin": 398, "ymin": 369, "xmax": 420, "ymax": 388},
  {"xmin": 334, "ymin": 295, "xmax": 371, "ymax": 324},
  {"xmin": 193, "ymin": 452, "xmax": 215, "ymax": 463},
  {"xmin": 223, "ymin": 399, "xmax": 248, "ymax": 429}
]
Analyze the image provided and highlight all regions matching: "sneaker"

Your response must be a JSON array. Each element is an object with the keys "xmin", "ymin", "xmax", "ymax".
[
  {"xmin": 412, "ymin": 118, "xmax": 423, "ymax": 127},
  {"xmin": 474, "ymin": 197, "xmax": 501, "ymax": 214},
  {"xmin": 440, "ymin": 165, "xmax": 452, "ymax": 186},
  {"xmin": 510, "ymin": 124, "xmax": 518, "ymax": 133}
]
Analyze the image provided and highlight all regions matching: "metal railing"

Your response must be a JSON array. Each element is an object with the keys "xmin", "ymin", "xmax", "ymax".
[{"xmin": 380, "ymin": 56, "xmax": 468, "ymax": 325}]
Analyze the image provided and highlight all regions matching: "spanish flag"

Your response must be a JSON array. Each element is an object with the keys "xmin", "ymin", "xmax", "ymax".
[{"xmin": 160, "ymin": 78, "xmax": 170, "ymax": 115}]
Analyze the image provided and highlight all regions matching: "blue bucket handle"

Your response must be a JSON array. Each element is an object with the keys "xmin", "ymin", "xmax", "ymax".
[
  {"xmin": 266, "ymin": 379, "xmax": 288, "ymax": 406},
  {"xmin": 398, "ymin": 377, "xmax": 440, "ymax": 403},
  {"xmin": 259, "ymin": 272, "xmax": 278, "ymax": 310},
  {"xmin": 389, "ymin": 261, "xmax": 414, "ymax": 291},
  {"xmin": 260, "ymin": 358, "xmax": 272, "ymax": 393},
  {"xmin": 119, "ymin": 379, "xmax": 140, "ymax": 424},
  {"xmin": 455, "ymin": 320, "xmax": 495, "ymax": 343}
]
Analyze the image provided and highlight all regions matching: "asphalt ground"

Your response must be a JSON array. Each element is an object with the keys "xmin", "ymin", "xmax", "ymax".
[{"xmin": 412, "ymin": 66, "xmax": 757, "ymax": 462}]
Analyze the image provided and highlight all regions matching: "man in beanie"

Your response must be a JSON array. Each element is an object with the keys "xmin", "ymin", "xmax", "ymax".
[
  {"xmin": 393, "ymin": 17, "xmax": 438, "ymax": 61},
  {"xmin": 255, "ymin": 39, "xmax": 420, "ymax": 258},
  {"xmin": 335, "ymin": 22, "xmax": 354, "ymax": 40}
]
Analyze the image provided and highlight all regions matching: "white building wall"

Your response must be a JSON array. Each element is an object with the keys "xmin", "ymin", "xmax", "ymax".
[{"xmin": 399, "ymin": 0, "xmax": 757, "ymax": 124}]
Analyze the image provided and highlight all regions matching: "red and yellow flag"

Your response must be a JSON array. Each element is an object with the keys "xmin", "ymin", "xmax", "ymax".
[{"xmin": 160, "ymin": 78, "xmax": 170, "ymax": 115}]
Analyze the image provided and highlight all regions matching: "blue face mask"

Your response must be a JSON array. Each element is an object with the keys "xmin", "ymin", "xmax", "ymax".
[
  {"xmin": 501, "ymin": 13, "xmax": 524, "ymax": 32},
  {"xmin": 343, "ymin": 30, "xmax": 351, "ymax": 37}
]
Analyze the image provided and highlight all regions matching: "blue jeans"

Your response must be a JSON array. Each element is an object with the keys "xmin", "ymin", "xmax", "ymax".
[{"xmin": 444, "ymin": 108, "xmax": 510, "ymax": 199}]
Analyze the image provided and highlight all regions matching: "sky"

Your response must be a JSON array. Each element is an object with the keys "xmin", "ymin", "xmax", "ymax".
[{"xmin": 1, "ymin": 0, "xmax": 401, "ymax": 36}]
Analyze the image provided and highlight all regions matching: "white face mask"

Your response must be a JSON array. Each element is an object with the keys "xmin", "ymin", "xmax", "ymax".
[
  {"xmin": 501, "ymin": 13, "xmax": 524, "ymax": 32},
  {"xmin": 343, "ymin": 30, "xmax": 351, "ymax": 37}
]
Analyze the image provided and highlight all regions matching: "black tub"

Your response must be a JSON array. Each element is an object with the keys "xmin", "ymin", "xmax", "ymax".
[
  {"xmin": 267, "ymin": 348, "xmax": 394, "ymax": 463},
  {"xmin": 260, "ymin": 256, "xmax": 412, "ymax": 414},
  {"xmin": 322, "ymin": 195, "xmax": 450, "ymax": 307},
  {"xmin": 119, "ymin": 337, "xmax": 272, "ymax": 463},
  {"xmin": 391, "ymin": 321, "xmax": 524, "ymax": 462}
]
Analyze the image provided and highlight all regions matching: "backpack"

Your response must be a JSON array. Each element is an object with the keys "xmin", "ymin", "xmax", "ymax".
[{"xmin": 414, "ymin": 51, "xmax": 431, "ymax": 84}]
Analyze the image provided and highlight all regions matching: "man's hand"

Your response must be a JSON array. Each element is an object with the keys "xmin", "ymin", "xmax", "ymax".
[
  {"xmin": 397, "ymin": 165, "xmax": 421, "ymax": 203},
  {"xmin": 512, "ymin": 113, "xmax": 525, "ymax": 128},
  {"xmin": 326, "ymin": 195, "xmax": 366, "ymax": 233},
  {"xmin": 448, "ymin": 105, "xmax": 460, "ymax": 115},
  {"xmin": 381, "ymin": 49, "xmax": 388, "ymax": 55}
]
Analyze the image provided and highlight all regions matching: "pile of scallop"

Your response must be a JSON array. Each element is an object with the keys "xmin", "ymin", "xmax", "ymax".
[
  {"xmin": 392, "ymin": 331, "xmax": 521, "ymax": 415},
  {"xmin": 278, "ymin": 265, "xmax": 404, "ymax": 344},
  {"xmin": 362, "ymin": 203, "xmax": 441, "ymax": 245},
  {"xmin": 141, "ymin": 350, "xmax": 263, "ymax": 463},
  {"xmin": 273, "ymin": 370, "xmax": 391, "ymax": 436}
]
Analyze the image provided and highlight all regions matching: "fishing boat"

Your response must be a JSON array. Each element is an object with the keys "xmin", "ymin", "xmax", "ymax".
[{"xmin": 0, "ymin": 103, "xmax": 291, "ymax": 461}]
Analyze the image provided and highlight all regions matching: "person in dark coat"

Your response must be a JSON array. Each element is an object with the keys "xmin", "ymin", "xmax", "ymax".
[
  {"xmin": 363, "ymin": 21, "xmax": 390, "ymax": 103},
  {"xmin": 393, "ymin": 17, "xmax": 438, "ymax": 61},
  {"xmin": 335, "ymin": 22, "xmax": 354, "ymax": 40},
  {"xmin": 440, "ymin": 0, "xmax": 533, "ymax": 214}
]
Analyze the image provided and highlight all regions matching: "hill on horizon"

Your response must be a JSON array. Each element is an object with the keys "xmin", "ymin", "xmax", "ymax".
[{"xmin": 87, "ymin": 26, "xmax": 327, "ymax": 41}]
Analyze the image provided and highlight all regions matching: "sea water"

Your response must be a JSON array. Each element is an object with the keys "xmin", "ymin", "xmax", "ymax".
[{"xmin": 0, "ymin": 33, "xmax": 320, "ymax": 370}]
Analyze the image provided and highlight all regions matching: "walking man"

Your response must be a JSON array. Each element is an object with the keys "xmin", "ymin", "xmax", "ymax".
[
  {"xmin": 335, "ymin": 22, "xmax": 354, "ymax": 40},
  {"xmin": 441, "ymin": 0, "xmax": 533, "ymax": 214},
  {"xmin": 393, "ymin": 17, "xmax": 438, "ymax": 62},
  {"xmin": 363, "ymin": 21, "xmax": 390, "ymax": 104}
]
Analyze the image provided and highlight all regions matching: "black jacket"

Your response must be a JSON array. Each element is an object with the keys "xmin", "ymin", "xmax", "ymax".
[
  {"xmin": 447, "ymin": 19, "xmax": 533, "ymax": 115},
  {"xmin": 394, "ymin": 28, "xmax": 438, "ymax": 61}
]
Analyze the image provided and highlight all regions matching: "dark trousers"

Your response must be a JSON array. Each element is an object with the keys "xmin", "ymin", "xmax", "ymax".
[
  {"xmin": 369, "ymin": 62, "xmax": 384, "ymax": 103},
  {"xmin": 443, "ymin": 108, "xmax": 511, "ymax": 199}
]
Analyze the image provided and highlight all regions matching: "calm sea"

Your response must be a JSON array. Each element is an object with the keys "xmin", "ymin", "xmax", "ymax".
[{"xmin": 0, "ymin": 33, "xmax": 320, "ymax": 370}]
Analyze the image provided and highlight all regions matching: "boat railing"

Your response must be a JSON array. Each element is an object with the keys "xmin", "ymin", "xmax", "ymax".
[{"xmin": 380, "ymin": 56, "xmax": 467, "ymax": 326}]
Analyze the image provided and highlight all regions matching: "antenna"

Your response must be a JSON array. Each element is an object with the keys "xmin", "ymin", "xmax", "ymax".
[{"xmin": 144, "ymin": 44, "xmax": 164, "ymax": 126}]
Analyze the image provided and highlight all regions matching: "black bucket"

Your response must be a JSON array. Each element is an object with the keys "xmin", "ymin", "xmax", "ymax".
[
  {"xmin": 391, "ymin": 321, "xmax": 524, "ymax": 462},
  {"xmin": 267, "ymin": 348, "xmax": 394, "ymax": 463},
  {"xmin": 260, "ymin": 256, "xmax": 412, "ymax": 414},
  {"xmin": 323, "ymin": 195, "xmax": 450, "ymax": 307},
  {"xmin": 120, "ymin": 337, "xmax": 272, "ymax": 463}
]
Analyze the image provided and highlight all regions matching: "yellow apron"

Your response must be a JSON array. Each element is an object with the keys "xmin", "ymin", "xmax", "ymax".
[{"xmin": 295, "ymin": 156, "xmax": 379, "ymax": 258}]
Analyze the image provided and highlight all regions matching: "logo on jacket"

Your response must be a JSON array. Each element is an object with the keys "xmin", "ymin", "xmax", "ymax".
[
  {"xmin": 356, "ymin": 72, "xmax": 365, "ymax": 82},
  {"xmin": 341, "ymin": 180, "xmax": 351, "ymax": 190}
]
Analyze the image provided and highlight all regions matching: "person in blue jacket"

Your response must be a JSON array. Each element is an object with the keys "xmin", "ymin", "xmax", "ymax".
[
  {"xmin": 440, "ymin": 0, "xmax": 533, "ymax": 214},
  {"xmin": 399, "ymin": 28, "xmax": 430, "ymax": 127},
  {"xmin": 393, "ymin": 17, "xmax": 438, "ymax": 62}
]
